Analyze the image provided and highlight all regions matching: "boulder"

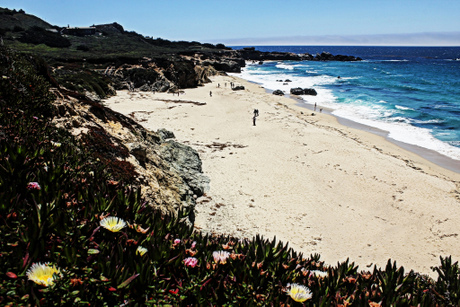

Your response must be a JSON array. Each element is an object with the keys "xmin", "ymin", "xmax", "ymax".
[
  {"xmin": 157, "ymin": 128, "xmax": 175, "ymax": 141},
  {"xmin": 290, "ymin": 87, "xmax": 304, "ymax": 95},
  {"xmin": 272, "ymin": 89, "xmax": 284, "ymax": 96},
  {"xmin": 290, "ymin": 87, "xmax": 317, "ymax": 96},
  {"xmin": 159, "ymin": 140, "xmax": 210, "ymax": 197},
  {"xmin": 303, "ymin": 88, "xmax": 317, "ymax": 96},
  {"xmin": 232, "ymin": 85, "xmax": 245, "ymax": 91},
  {"xmin": 152, "ymin": 80, "xmax": 170, "ymax": 92}
]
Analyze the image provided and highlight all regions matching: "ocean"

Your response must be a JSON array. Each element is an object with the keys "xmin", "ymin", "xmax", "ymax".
[{"xmin": 230, "ymin": 46, "xmax": 460, "ymax": 167}]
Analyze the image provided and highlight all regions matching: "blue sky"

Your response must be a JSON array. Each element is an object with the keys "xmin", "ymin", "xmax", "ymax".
[{"xmin": 3, "ymin": 0, "xmax": 460, "ymax": 46}]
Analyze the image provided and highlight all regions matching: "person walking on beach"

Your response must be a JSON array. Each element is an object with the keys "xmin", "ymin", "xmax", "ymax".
[
  {"xmin": 210, "ymin": 91, "xmax": 212, "ymax": 97},
  {"xmin": 314, "ymin": 103, "xmax": 317, "ymax": 112}
]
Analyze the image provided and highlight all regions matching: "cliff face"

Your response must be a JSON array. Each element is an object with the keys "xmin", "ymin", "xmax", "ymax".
[
  {"xmin": 95, "ymin": 57, "xmax": 218, "ymax": 94},
  {"xmin": 51, "ymin": 87, "xmax": 209, "ymax": 221}
]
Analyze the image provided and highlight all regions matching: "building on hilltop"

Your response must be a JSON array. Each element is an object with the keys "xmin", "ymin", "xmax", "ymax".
[{"xmin": 61, "ymin": 26, "xmax": 96, "ymax": 36}]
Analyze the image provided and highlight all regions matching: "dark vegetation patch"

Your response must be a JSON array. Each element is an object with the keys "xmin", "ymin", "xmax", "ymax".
[
  {"xmin": 126, "ymin": 67, "xmax": 159, "ymax": 88},
  {"xmin": 18, "ymin": 26, "xmax": 71, "ymax": 48},
  {"xmin": 80, "ymin": 126, "xmax": 137, "ymax": 183},
  {"xmin": 54, "ymin": 67, "xmax": 114, "ymax": 98}
]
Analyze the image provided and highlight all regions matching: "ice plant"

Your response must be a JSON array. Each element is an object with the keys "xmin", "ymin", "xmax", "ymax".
[
  {"xmin": 309, "ymin": 270, "xmax": 328, "ymax": 279},
  {"xmin": 100, "ymin": 216, "xmax": 127, "ymax": 232},
  {"xmin": 184, "ymin": 257, "xmax": 198, "ymax": 268},
  {"xmin": 287, "ymin": 283, "xmax": 312, "ymax": 303},
  {"xmin": 174, "ymin": 238, "xmax": 181, "ymax": 244},
  {"xmin": 213, "ymin": 251, "xmax": 230, "ymax": 264},
  {"xmin": 136, "ymin": 246, "xmax": 148, "ymax": 256},
  {"xmin": 26, "ymin": 263, "xmax": 61, "ymax": 287},
  {"xmin": 27, "ymin": 182, "xmax": 41, "ymax": 190}
]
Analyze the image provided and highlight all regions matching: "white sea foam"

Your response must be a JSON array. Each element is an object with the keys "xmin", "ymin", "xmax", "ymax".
[
  {"xmin": 235, "ymin": 63, "xmax": 460, "ymax": 161},
  {"xmin": 372, "ymin": 59, "xmax": 410, "ymax": 62},
  {"xmin": 275, "ymin": 64, "xmax": 294, "ymax": 70},
  {"xmin": 395, "ymin": 105, "xmax": 414, "ymax": 111},
  {"xmin": 332, "ymin": 106, "xmax": 460, "ymax": 160}
]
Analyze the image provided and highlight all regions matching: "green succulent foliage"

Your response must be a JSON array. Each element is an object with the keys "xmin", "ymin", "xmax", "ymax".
[
  {"xmin": 1, "ymin": 46, "xmax": 460, "ymax": 306},
  {"xmin": 433, "ymin": 256, "xmax": 460, "ymax": 305}
]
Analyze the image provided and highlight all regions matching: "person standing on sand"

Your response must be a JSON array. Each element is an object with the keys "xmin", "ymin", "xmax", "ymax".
[{"xmin": 210, "ymin": 91, "xmax": 212, "ymax": 97}]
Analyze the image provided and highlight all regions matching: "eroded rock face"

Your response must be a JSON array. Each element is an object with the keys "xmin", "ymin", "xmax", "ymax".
[
  {"xmin": 105, "ymin": 58, "xmax": 217, "ymax": 94},
  {"xmin": 159, "ymin": 140, "xmax": 210, "ymax": 197},
  {"xmin": 52, "ymin": 88, "xmax": 209, "ymax": 221}
]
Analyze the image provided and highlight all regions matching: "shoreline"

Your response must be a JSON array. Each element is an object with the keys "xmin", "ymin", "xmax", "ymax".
[
  {"xmin": 104, "ymin": 74, "xmax": 460, "ymax": 277},
  {"xmin": 242, "ymin": 75, "xmax": 460, "ymax": 175}
]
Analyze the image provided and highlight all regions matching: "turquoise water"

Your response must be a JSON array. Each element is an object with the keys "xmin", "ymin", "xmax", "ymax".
[{"xmin": 231, "ymin": 46, "xmax": 460, "ymax": 161}]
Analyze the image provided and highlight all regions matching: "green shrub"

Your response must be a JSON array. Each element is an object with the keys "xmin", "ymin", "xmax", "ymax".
[{"xmin": 18, "ymin": 26, "xmax": 71, "ymax": 48}]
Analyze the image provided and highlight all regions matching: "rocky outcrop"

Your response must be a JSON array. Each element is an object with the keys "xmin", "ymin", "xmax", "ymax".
[
  {"xmin": 203, "ymin": 59, "xmax": 243, "ymax": 73},
  {"xmin": 103, "ymin": 57, "xmax": 217, "ymax": 94},
  {"xmin": 236, "ymin": 47, "xmax": 362, "ymax": 63},
  {"xmin": 159, "ymin": 140, "xmax": 210, "ymax": 197},
  {"xmin": 273, "ymin": 90, "xmax": 285, "ymax": 96},
  {"xmin": 290, "ymin": 87, "xmax": 318, "ymax": 96},
  {"xmin": 313, "ymin": 52, "xmax": 362, "ymax": 61},
  {"xmin": 52, "ymin": 88, "xmax": 209, "ymax": 221}
]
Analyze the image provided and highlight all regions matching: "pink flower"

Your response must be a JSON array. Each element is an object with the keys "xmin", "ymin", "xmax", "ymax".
[
  {"xmin": 191, "ymin": 241, "xmax": 197, "ymax": 249},
  {"xmin": 27, "ymin": 182, "xmax": 41, "ymax": 190},
  {"xmin": 183, "ymin": 257, "xmax": 198, "ymax": 268},
  {"xmin": 174, "ymin": 239, "xmax": 181, "ymax": 244}
]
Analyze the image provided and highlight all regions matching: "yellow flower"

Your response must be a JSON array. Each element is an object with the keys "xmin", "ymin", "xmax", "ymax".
[
  {"xmin": 287, "ymin": 283, "xmax": 312, "ymax": 302},
  {"xmin": 100, "ymin": 216, "xmax": 126, "ymax": 232},
  {"xmin": 136, "ymin": 246, "xmax": 148, "ymax": 256},
  {"xmin": 26, "ymin": 263, "xmax": 61, "ymax": 287}
]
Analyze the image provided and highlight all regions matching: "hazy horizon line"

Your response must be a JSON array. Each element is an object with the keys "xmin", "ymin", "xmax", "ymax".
[{"xmin": 209, "ymin": 32, "xmax": 460, "ymax": 47}]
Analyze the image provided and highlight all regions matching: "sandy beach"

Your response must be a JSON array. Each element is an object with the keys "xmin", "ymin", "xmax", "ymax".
[{"xmin": 104, "ymin": 74, "xmax": 460, "ymax": 277}]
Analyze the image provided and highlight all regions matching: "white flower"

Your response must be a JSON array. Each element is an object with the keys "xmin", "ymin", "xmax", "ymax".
[
  {"xmin": 100, "ymin": 216, "xmax": 127, "ymax": 232},
  {"xmin": 51, "ymin": 141, "xmax": 61, "ymax": 147},
  {"xmin": 26, "ymin": 263, "xmax": 61, "ymax": 287},
  {"xmin": 136, "ymin": 246, "xmax": 148, "ymax": 256},
  {"xmin": 287, "ymin": 283, "xmax": 313, "ymax": 302},
  {"xmin": 212, "ymin": 250, "xmax": 230, "ymax": 264},
  {"xmin": 310, "ymin": 270, "xmax": 328, "ymax": 279}
]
